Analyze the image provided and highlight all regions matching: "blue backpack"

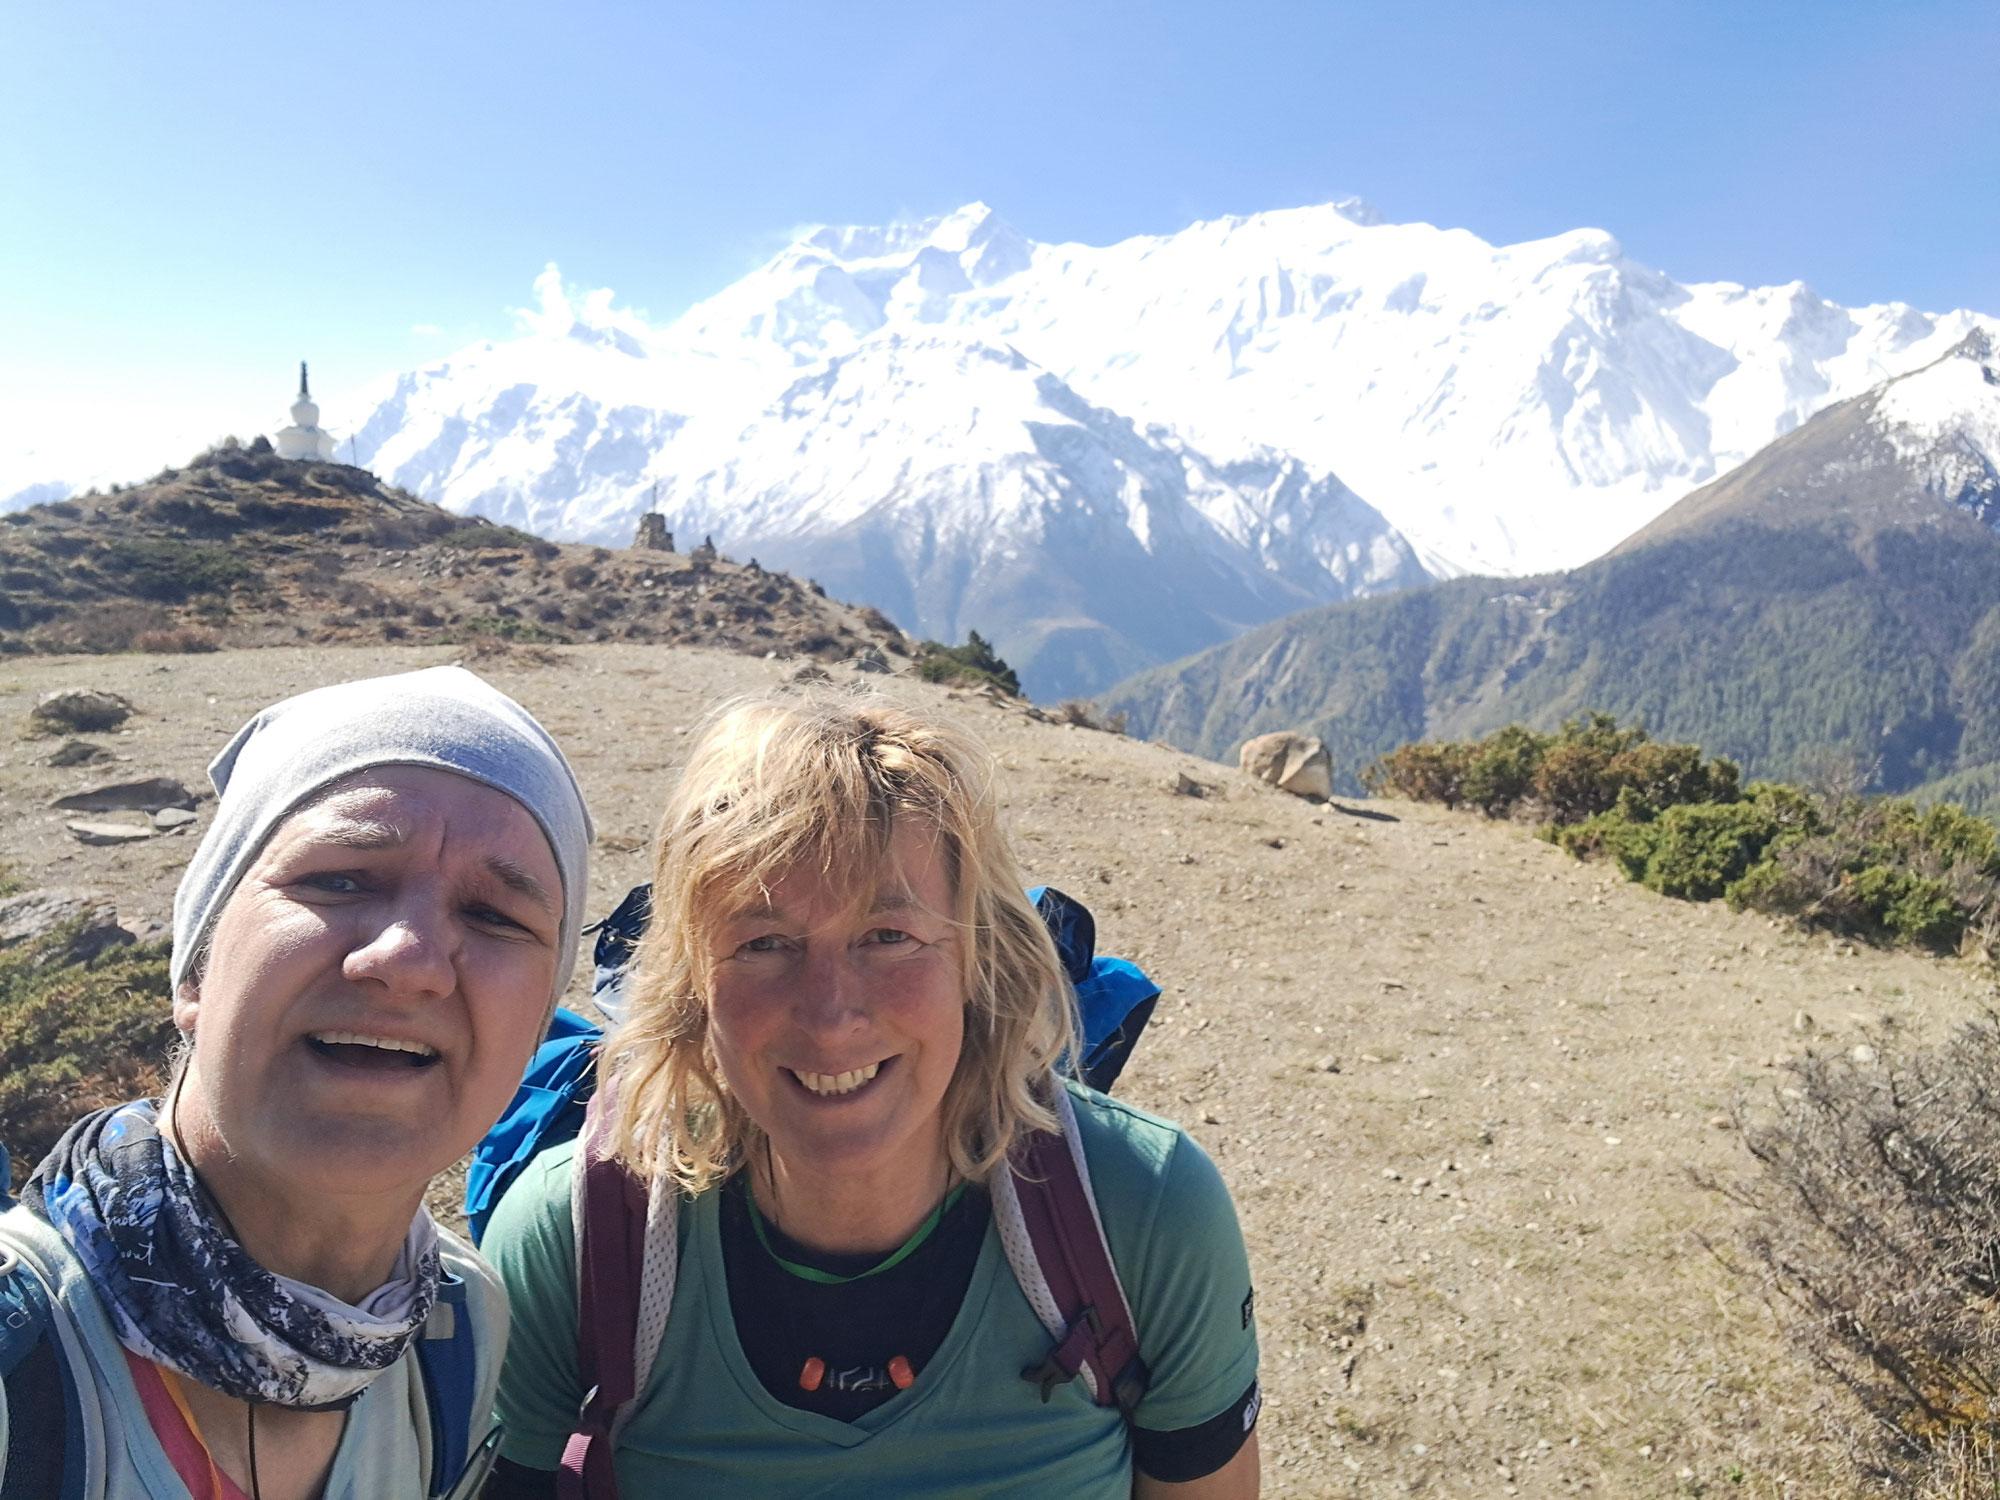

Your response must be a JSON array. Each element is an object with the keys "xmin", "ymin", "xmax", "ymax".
[{"xmin": 464, "ymin": 883, "xmax": 1161, "ymax": 1244}]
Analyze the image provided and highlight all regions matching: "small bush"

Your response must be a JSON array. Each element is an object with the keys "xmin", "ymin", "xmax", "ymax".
[
  {"xmin": 457, "ymin": 615, "xmax": 568, "ymax": 645},
  {"xmin": 39, "ymin": 602, "xmax": 171, "ymax": 654},
  {"xmin": 436, "ymin": 521, "xmax": 559, "ymax": 560},
  {"xmin": 1055, "ymin": 700, "xmax": 1127, "ymax": 734},
  {"xmin": 134, "ymin": 626, "xmax": 220, "ymax": 654},
  {"xmin": 913, "ymin": 631, "xmax": 1021, "ymax": 696},
  {"xmin": 1707, "ymin": 1015, "xmax": 2000, "ymax": 1490},
  {"xmin": 0, "ymin": 921, "xmax": 174, "ymax": 1185},
  {"xmin": 558, "ymin": 562, "xmax": 597, "ymax": 590},
  {"xmin": 1362, "ymin": 740, "xmax": 1471, "ymax": 806}
]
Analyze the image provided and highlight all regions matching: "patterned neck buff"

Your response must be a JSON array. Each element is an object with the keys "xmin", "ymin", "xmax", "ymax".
[{"xmin": 27, "ymin": 1099, "xmax": 440, "ymax": 1410}]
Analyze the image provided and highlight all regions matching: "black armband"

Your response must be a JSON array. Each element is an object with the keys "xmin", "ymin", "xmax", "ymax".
[{"xmin": 1131, "ymin": 1379, "xmax": 1261, "ymax": 1483}]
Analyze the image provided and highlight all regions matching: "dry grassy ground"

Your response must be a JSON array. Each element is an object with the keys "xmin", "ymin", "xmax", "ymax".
[{"xmin": 4, "ymin": 642, "xmax": 1987, "ymax": 1498}]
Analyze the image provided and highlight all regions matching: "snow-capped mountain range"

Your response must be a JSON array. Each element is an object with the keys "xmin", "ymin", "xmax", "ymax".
[{"xmin": 24, "ymin": 200, "xmax": 1992, "ymax": 699}]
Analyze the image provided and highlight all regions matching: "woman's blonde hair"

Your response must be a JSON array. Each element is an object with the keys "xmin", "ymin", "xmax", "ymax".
[{"xmin": 606, "ymin": 689, "xmax": 1076, "ymax": 1192}]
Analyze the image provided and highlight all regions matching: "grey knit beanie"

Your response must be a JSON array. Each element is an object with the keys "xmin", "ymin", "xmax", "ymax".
[{"xmin": 171, "ymin": 665, "xmax": 593, "ymax": 1012}]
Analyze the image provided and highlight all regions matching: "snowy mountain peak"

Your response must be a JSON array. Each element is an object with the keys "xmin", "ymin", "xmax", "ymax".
[{"xmin": 1868, "ymin": 331, "xmax": 2000, "ymax": 519}]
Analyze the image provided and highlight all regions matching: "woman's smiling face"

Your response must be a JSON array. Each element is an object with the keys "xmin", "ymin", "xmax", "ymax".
[
  {"xmin": 706, "ymin": 821, "xmax": 965, "ymax": 1194},
  {"xmin": 174, "ymin": 765, "xmax": 562, "ymax": 1199}
]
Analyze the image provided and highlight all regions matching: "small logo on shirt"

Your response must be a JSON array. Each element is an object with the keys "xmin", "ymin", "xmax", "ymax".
[
  {"xmin": 1241, "ymin": 1286, "xmax": 1256, "ymax": 1330},
  {"xmin": 1242, "ymin": 1382, "xmax": 1263, "ymax": 1432}
]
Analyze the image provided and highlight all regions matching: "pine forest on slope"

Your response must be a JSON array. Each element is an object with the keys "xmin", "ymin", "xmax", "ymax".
[
  {"xmin": 1101, "ymin": 334, "xmax": 2000, "ymax": 815},
  {"xmin": 295, "ymin": 201, "xmax": 1994, "ymax": 700}
]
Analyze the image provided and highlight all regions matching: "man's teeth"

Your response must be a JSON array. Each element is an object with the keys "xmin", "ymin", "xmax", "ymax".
[
  {"xmin": 793, "ymin": 1062, "xmax": 882, "ymax": 1096},
  {"xmin": 309, "ymin": 1031, "xmax": 439, "ymax": 1058}
]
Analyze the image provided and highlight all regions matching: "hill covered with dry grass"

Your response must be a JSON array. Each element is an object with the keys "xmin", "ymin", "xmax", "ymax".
[{"xmin": 0, "ymin": 442, "xmax": 907, "ymax": 663}]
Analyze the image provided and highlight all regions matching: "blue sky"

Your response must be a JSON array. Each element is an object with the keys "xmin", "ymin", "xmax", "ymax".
[{"xmin": 3, "ymin": 0, "xmax": 1995, "ymax": 483}]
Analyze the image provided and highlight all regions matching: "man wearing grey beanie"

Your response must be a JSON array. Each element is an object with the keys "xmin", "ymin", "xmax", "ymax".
[{"xmin": 0, "ymin": 665, "xmax": 593, "ymax": 1500}]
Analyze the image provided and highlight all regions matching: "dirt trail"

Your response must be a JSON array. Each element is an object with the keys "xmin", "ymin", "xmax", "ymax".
[{"xmin": 5, "ymin": 643, "xmax": 1986, "ymax": 1497}]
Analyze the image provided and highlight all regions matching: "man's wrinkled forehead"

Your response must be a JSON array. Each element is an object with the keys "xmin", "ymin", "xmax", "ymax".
[{"xmin": 264, "ymin": 777, "xmax": 558, "ymax": 913}]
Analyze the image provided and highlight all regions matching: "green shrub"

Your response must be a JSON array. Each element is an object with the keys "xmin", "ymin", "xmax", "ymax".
[
  {"xmin": 435, "ymin": 521, "xmax": 559, "ymax": 560},
  {"xmin": 457, "ymin": 615, "xmax": 568, "ymax": 645},
  {"xmin": 1365, "ymin": 712, "xmax": 1734, "ymax": 823},
  {"xmin": 1361, "ymin": 740, "xmax": 1471, "ymax": 806},
  {"xmin": 96, "ymin": 539, "xmax": 254, "ymax": 603},
  {"xmin": 1459, "ymin": 724, "xmax": 1550, "ymax": 815},
  {"xmin": 1727, "ymin": 793, "xmax": 2000, "ymax": 952},
  {"xmin": 913, "ymin": 631, "xmax": 1021, "ymax": 696},
  {"xmin": 0, "ymin": 921, "xmax": 175, "ymax": 1185}
]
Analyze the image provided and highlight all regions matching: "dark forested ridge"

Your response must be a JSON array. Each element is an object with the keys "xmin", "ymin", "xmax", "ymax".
[{"xmin": 1102, "ymin": 338, "xmax": 2000, "ymax": 813}]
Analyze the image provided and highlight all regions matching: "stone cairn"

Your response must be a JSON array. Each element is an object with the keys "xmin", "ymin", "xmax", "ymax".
[{"xmin": 633, "ymin": 514, "xmax": 674, "ymax": 552}]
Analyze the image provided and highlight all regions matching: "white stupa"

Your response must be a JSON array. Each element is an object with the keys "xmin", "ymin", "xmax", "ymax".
[{"xmin": 275, "ymin": 362, "xmax": 338, "ymax": 461}]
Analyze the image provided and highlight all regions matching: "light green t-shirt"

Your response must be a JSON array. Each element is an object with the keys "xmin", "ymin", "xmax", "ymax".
[{"xmin": 485, "ymin": 1084, "xmax": 1260, "ymax": 1498}]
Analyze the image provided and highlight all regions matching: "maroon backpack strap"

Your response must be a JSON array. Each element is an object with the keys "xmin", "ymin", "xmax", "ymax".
[
  {"xmin": 559, "ymin": 1085, "xmax": 647, "ymax": 1500},
  {"xmin": 994, "ymin": 1083, "xmax": 1151, "ymax": 1416}
]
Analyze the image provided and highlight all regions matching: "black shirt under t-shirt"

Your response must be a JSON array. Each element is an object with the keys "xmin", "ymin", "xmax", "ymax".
[{"xmin": 717, "ymin": 1171, "xmax": 990, "ymax": 1423}]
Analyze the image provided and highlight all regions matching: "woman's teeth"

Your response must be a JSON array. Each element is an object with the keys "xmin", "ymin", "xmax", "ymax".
[
  {"xmin": 792, "ymin": 1062, "xmax": 882, "ymax": 1096},
  {"xmin": 308, "ymin": 1031, "xmax": 440, "ymax": 1059}
]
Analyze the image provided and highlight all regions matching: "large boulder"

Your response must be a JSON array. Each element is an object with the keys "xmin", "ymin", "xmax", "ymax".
[
  {"xmin": 29, "ymin": 690, "xmax": 134, "ymax": 736},
  {"xmin": 1238, "ymin": 731, "xmax": 1334, "ymax": 801}
]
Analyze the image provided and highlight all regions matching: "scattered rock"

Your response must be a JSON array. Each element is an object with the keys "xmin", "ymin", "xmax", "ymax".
[
  {"xmin": 29, "ymin": 689, "xmax": 134, "ymax": 736},
  {"xmin": 52, "ymin": 776, "xmax": 197, "ymax": 814},
  {"xmin": 790, "ymin": 663, "xmax": 832, "ymax": 684},
  {"xmin": 1237, "ymin": 731, "xmax": 1334, "ymax": 800},
  {"xmin": 153, "ymin": 806, "xmax": 199, "ymax": 831},
  {"xmin": 66, "ymin": 820, "xmax": 153, "ymax": 846},
  {"xmin": 0, "ymin": 887, "xmax": 118, "ymax": 947},
  {"xmin": 1850, "ymin": 1043, "xmax": 1879, "ymax": 1065},
  {"xmin": 1314, "ymin": 1055, "xmax": 1341, "ymax": 1074},
  {"xmin": 1792, "ymin": 1009, "xmax": 1815, "ymax": 1033},
  {"xmin": 1169, "ymin": 772, "xmax": 1206, "ymax": 798},
  {"xmin": 1709, "ymin": 1114, "xmax": 1733, "ymax": 1129},
  {"xmin": 847, "ymin": 646, "xmax": 891, "ymax": 674},
  {"xmin": 46, "ymin": 739, "xmax": 114, "ymax": 767}
]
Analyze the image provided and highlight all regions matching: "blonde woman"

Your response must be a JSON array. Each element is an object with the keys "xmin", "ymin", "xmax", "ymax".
[{"xmin": 484, "ymin": 693, "xmax": 1259, "ymax": 1498}]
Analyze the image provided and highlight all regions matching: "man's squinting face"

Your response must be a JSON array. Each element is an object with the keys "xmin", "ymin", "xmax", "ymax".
[
  {"xmin": 707, "ymin": 822, "xmax": 965, "ymax": 1187},
  {"xmin": 175, "ymin": 766, "xmax": 562, "ymax": 1197}
]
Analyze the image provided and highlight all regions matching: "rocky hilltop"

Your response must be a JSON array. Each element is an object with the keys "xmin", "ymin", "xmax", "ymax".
[{"xmin": 0, "ymin": 440, "xmax": 909, "ymax": 665}]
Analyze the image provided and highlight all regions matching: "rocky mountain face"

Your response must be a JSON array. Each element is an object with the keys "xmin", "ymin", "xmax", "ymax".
[
  {"xmin": 0, "ymin": 441, "xmax": 908, "ymax": 666},
  {"xmin": 1101, "ymin": 335, "xmax": 2000, "ymax": 811}
]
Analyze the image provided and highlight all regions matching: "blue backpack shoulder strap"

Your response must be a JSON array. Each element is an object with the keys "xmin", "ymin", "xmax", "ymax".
[
  {"xmin": 0, "ymin": 1235, "xmax": 88, "ymax": 1500},
  {"xmin": 465, "ymin": 1009, "xmax": 601, "ymax": 1245},
  {"xmin": 412, "ymin": 1269, "xmax": 501, "ymax": 1500}
]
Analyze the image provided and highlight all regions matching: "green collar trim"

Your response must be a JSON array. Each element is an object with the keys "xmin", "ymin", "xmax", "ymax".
[{"xmin": 746, "ymin": 1182, "xmax": 968, "ymax": 1286}]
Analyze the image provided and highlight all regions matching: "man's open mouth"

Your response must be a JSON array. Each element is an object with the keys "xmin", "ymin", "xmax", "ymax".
[
  {"xmin": 306, "ymin": 1031, "xmax": 442, "ymax": 1071},
  {"xmin": 787, "ymin": 1060, "xmax": 884, "ymax": 1097}
]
